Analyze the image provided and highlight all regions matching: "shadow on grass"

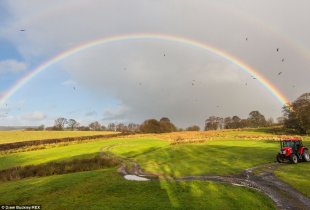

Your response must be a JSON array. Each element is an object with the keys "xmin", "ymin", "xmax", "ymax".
[{"xmin": 131, "ymin": 144, "xmax": 278, "ymax": 177}]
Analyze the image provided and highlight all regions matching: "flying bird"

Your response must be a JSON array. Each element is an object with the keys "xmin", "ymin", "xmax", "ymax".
[
  {"xmin": 245, "ymin": 37, "xmax": 248, "ymax": 41},
  {"xmin": 20, "ymin": 29, "xmax": 25, "ymax": 32},
  {"xmin": 73, "ymin": 86, "xmax": 76, "ymax": 90},
  {"xmin": 278, "ymin": 72, "xmax": 282, "ymax": 76},
  {"xmin": 245, "ymin": 83, "xmax": 247, "ymax": 86},
  {"xmin": 277, "ymin": 48, "xmax": 279, "ymax": 52},
  {"xmin": 163, "ymin": 54, "xmax": 166, "ymax": 56},
  {"xmin": 282, "ymin": 58, "xmax": 285, "ymax": 62}
]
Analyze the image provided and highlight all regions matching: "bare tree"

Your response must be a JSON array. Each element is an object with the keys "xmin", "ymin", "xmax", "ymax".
[
  {"xmin": 89, "ymin": 121, "xmax": 102, "ymax": 131},
  {"xmin": 67, "ymin": 119, "xmax": 80, "ymax": 130},
  {"xmin": 54, "ymin": 117, "xmax": 68, "ymax": 130}
]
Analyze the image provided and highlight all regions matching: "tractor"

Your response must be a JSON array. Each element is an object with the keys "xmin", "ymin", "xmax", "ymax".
[{"xmin": 276, "ymin": 138, "xmax": 310, "ymax": 164}]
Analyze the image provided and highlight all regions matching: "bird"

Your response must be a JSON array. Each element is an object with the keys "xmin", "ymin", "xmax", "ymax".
[
  {"xmin": 139, "ymin": 82, "xmax": 142, "ymax": 86},
  {"xmin": 278, "ymin": 72, "xmax": 282, "ymax": 76},
  {"xmin": 73, "ymin": 86, "xmax": 76, "ymax": 90},
  {"xmin": 163, "ymin": 54, "xmax": 166, "ymax": 56},
  {"xmin": 252, "ymin": 77, "xmax": 256, "ymax": 80},
  {"xmin": 282, "ymin": 58, "xmax": 285, "ymax": 62},
  {"xmin": 20, "ymin": 29, "xmax": 25, "ymax": 32},
  {"xmin": 192, "ymin": 83, "xmax": 194, "ymax": 86},
  {"xmin": 246, "ymin": 37, "xmax": 248, "ymax": 41},
  {"xmin": 245, "ymin": 83, "xmax": 247, "ymax": 86},
  {"xmin": 277, "ymin": 48, "xmax": 279, "ymax": 52}
]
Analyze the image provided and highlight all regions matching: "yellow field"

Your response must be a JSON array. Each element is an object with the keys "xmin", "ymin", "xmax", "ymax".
[
  {"xmin": 132, "ymin": 129, "xmax": 300, "ymax": 144},
  {"xmin": 0, "ymin": 131, "xmax": 118, "ymax": 144}
]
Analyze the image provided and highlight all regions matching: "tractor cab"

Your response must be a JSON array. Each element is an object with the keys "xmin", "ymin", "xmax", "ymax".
[
  {"xmin": 277, "ymin": 137, "xmax": 310, "ymax": 164},
  {"xmin": 280, "ymin": 138, "xmax": 302, "ymax": 154}
]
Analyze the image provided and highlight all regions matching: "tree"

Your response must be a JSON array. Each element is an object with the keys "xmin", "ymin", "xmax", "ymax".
[
  {"xmin": 37, "ymin": 124, "xmax": 45, "ymax": 131},
  {"xmin": 107, "ymin": 123, "xmax": 116, "ymax": 131},
  {"xmin": 159, "ymin": 117, "xmax": 177, "ymax": 132},
  {"xmin": 116, "ymin": 123, "xmax": 128, "ymax": 132},
  {"xmin": 78, "ymin": 126, "xmax": 90, "ymax": 131},
  {"xmin": 283, "ymin": 93, "xmax": 310, "ymax": 134},
  {"xmin": 205, "ymin": 116, "xmax": 223, "ymax": 130},
  {"xmin": 266, "ymin": 117, "xmax": 274, "ymax": 127},
  {"xmin": 231, "ymin": 116, "xmax": 242, "ymax": 128},
  {"xmin": 140, "ymin": 119, "xmax": 161, "ymax": 133},
  {"xmin": 89, "ymin": 121, "xmax": 102, "ymax": 131},
  {"xmin": 54, "ymin": 117, "xmax": 67, "ymax": 130},
  {"xmin": 128, "ymin": 123, "xmax": 140, "ymax": 132},
  {"xmin": 67, "ymin": 119, "xmax": 79, "ymax": 130},
  {"xmin": 277, "ymin": 117, "xmax": 286, "ymax": 125},
  {"xmin": 248, "ymin": 111, "xmax": 267, "ymax": 128},
  {"xmin": 186, "ymin": 125, "xmax": 200, "ymax": 131},
  {"xmin": 224, "ymin": 117, "xmax": 232, "ymax": 129}
]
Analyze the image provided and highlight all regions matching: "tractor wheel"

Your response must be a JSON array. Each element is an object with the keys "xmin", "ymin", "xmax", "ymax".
[
  {"xmin": 290, "ymin": 154, "xmax": 298, "ymax": 164},
  {"xmin": 276, "ymin": 154, "xmax": 283, "ymax": 163},
  {"xmin": 302, "ymin": 149, "xmax": 310, "ymax": 162}
]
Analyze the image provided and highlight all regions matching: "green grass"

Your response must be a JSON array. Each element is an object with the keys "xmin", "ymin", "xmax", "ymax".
[
  {"xmin": 109, "ymin": 140, "xmax": 279, "ymax": 177},
  {"xmin": 0, "ymin": 168, "xmax": 275, "ymax": 210},
  {"xmin": 0, "ymin": 136, "xmax": 280, "ymax": 177},
  {"xmin": 0, "ymin": 131, "xmax": 117, "ymax": 144},
  {"xmin": 275, "ymin": 163, "xmax": 310, "ymax": 198},
  {"xmin": 0, "ymin": 138, "xmax": 169, "ymax": 170}
]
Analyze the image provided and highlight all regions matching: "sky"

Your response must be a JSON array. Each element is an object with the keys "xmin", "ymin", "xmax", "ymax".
[{"xmin": 0, "ymin": 0, "xmax": 309, "ymax": 128}]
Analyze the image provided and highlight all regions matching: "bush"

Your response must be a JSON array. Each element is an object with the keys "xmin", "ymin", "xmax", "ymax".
[{"xmin": 0, "ymin": 156, "xmax": 119, "ymax": 181}]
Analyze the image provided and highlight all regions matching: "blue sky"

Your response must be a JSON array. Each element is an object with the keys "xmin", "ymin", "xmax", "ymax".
[{"xmin": 0, "ymin": 0, "xmax": 309, "ymax": 127}]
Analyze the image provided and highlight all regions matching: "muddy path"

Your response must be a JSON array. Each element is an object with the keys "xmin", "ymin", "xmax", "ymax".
[
  {"xmin": 100, "ymin": 145, "xmax": 310, "ymax": 210},
  {"xmin": 178, "ymin": 164, "xmax": 310, "ymax": 210}
]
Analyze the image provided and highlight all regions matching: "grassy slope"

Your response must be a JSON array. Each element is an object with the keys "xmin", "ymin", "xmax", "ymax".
[
  {"xmin": 112, "ymin": 140, "xmax": 279, "ymax": 177},
  {"xmin": 0, "ymin": 131, "xmax": 117, "ymax": 144},
  {"xmin": 0, "ymin": 137, "xmax": 280, "ymax": 177},
  {"xmin": 0, "ymin": 138, "xmax": 169, "ymax": 170},
  {"xmin": 0, "ymin": 168, "xmax": 275, "ymax": 210}
]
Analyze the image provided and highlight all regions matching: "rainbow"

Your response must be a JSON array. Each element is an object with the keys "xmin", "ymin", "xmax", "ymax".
[{"xmin": 0, "ymin": 33, "xmax": 290, "ymax": 106}]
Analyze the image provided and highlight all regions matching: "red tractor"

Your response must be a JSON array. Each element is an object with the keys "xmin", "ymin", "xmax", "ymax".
[{"xmin": 276, "ymin": 138, "xmax": 310, "ymax": 164}]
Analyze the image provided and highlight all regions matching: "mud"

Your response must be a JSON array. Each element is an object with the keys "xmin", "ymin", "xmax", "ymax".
[{"xmin": 100, "ymin": 145, "xmax": 310, "ymax": 210}]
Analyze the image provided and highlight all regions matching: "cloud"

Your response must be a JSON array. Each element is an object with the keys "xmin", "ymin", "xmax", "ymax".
[
  {"xmin": 102, "ymin": 106, "xmax": 129, "ymax": 121},
  {"xmin": 62, "ymin": 79, "xmax": 77, "ymax": 86},
  {"xmin": 1, "ymin": 0, "xmax": 310, "ymax": 127},
  {"xmin": 0, "ymin": 59, "xmax": 27, "ymax": 74},
  {"xmin": 22, "ymin": 111, "xmax": 47, "ymax": 121}
]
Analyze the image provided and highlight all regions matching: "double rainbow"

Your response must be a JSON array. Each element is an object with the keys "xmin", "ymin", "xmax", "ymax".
[{"xmin": 0, "ymin": 33, "xmax": 289, "ymax": 106}]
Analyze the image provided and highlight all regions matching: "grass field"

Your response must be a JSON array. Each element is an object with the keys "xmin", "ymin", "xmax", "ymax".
[
  {"xmin": 0, "ymin": 129, "xmax": 308, "ymax": 209},
  {"xmin": 0, "ymin": 131, "xmax": 118, "ymax": 144},
  {"xmin": 275, "ymin": 163, "xmax": 310, "ymax": 198},
  {"xmin": 111, "ymin": 140, "xmax": 278, "ymax": 177},
  {"xmin": 0, "ymin": 168, "xmax": 275, "ymax": 210},
  {"xmin": 0, "ymin": 138, "xmax": 169, "ymax": 170}
]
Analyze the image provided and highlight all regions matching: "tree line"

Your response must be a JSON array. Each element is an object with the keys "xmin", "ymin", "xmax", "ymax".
[
  {"xmin": 30, "ymin": 92, "xmax": 309, "ymax": 135},
  {"xmin": 204, "ymin": 92, "xmax": 310, "ymax": 134},
  {"xmin": 204, "ymin": 110, "xmax": 273, "ymax": 130}
]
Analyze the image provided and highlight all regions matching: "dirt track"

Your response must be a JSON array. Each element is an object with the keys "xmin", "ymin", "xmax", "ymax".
[
  {"xmin": 178, "ymin": 164, "xmax": 310, "ymax": 210},
  {"xmin": 100, "ymin": 145, "xmax": 310, "ymax": 210}
]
